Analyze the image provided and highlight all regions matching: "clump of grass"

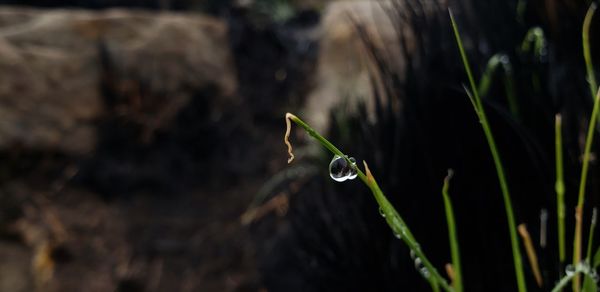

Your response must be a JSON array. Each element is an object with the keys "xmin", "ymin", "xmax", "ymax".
[{"xmin": 282, "ymin": 4, "xmax": 600, "ymax": 292}]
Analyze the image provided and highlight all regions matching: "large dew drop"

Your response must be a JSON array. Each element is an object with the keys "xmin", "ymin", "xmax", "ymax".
[
  {"xmin": 378, "ymin": 207, "xmax": 386, "ymax": 218},
  {"xmin": 329, "ymin": 155, "xmax": 358, "ymax": 182},
  {"xmin": 565, "ymin": 264, "xmax": 575, "ymax": 276}
]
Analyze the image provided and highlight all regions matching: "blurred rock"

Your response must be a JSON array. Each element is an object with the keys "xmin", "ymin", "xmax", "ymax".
[
  {"xmin": 0, "ymin": 241, "xmax": 32, "ymax": 292},
  {"xmin": 304, "ymin": 0, "xmax": 439, "ymax": 132},
  {"xmin": 0, "ymin": 7, "xmax": 236, "ymax": 155}
]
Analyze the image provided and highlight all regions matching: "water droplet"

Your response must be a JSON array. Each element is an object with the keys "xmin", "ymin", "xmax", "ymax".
[
  {"xmin": 414, "ymin": 257, "xmax": 422, "ymax": 268},
  {"xmin": 329, "ymin": 155, "xmax": 348, "ymax": 182},
  {"xmin": 566, "ymin": 264, "xmax": 575, "ymax": 276},
  {"xmin": 328, "ymin": 155, "xmax": 358, "ymax": 182},
  {"xmin": 410, "ymin": 250, "xmax": 416, "ymax": 260},
  {"xmin": 379, "ymin": 207, "xmax": 386, "ymax": 218},
  {"xmin": 394, "ymin": 232, "xmax": 402, "ymax": 239},
  {"xmin": 419, "ymin": 266, "xmax": 431, "ymax": 278},
  {"xmin": 345, "ymin": 157, "xmax": 358, "ymax": 180},
  {"xmin": 414, "ymin": 257, "xmax": 430, "ymax": 278}
]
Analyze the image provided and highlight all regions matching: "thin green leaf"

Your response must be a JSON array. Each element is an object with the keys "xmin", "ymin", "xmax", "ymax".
[
  {"xmin": 583, "ymin": 3, "xmax": 598, "ymax": 99},
  {"xmin": 593, "ymin": 246, "xmax": 600, "ymax": 268},
  {"xmin": 587, "ymin": 208, "xmax": 598, "ymax": 264},
  {"xmin": 583, "ymin": 274, "xmax": 599, "ymax": 292},
  {"xmin": 442, "ymin": 170, "xmax": 463, "ymax": 292},
  {"xmin": 284, "ymin": 113, "xmax": 453, "ymax": 292},
  {"xmin": 477, "ymin": 54, "xmax": 519, "ymax": 118},
  {"xmin": 556, "ymin": 114, "xmax": 566, "ymax": 263},
  {"xmin": 449, "ymin": 9, "xmax": 527, "ymax": 292},
  {"xmin": 573, "ymin": 87, "xmax": 600, "ymax": 291}
]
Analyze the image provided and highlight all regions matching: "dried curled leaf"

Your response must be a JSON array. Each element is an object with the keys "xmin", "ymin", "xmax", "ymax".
[
  {"xmin": 284, "ymin": 113, "xmax": 296, "ymax": 163},
  {"xmin": 518, "ymin": 224, "xmax": 543, "ymax": 287},
  {"xmin": 445, "ymin": 263, "xmax": 455, "ymax": 283}
]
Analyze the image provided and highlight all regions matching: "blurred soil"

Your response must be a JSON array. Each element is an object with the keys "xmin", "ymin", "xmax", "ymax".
[
  {"xmin": 0, "ymin": 5, "xmax": 318, "ymax": 292},
  {"xmin": 0, "ymin": 135, "xmax": 286, "ymax": 292}
]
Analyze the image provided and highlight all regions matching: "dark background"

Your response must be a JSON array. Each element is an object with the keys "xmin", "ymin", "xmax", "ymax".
[{"xmin": 0, "ymin": 0, "xmax": 598, "ymax": 291}]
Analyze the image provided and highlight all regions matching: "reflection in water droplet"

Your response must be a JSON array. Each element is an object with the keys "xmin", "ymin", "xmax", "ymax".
[
  {"xmin": 329, "ymin": 155, "xmax": 348, "ymax": 182},
  {"xmin": 565, "ymin": 264, "xmax": 575, "ymax": 276},
  {"xmin": 345, "ymin": 157, "xmax": 358, "ymax": 179},
  {"xmin": 328, "ymin": 155, "xmax": 358, "ymax": 182}
]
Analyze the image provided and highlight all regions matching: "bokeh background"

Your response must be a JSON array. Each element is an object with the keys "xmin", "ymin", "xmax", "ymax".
[
  {"xmin": 0, "ymin": 1, "xmax": 322, "ymax": 291},
  {"xmin": 0, "ymin": 0, "xmax": 599, "ymax": 291}
]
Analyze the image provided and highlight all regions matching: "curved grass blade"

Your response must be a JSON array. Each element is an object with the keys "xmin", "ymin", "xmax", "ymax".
[
  {"xmin": 284, "ymin": 113, "xmax": 453, "ymax": 292},
  {"xmin": 449, "ymin": 9, "xmax": 527, "ymax": 292},
  {"xmin": 583, "ymin": 3, "xmax": 598, "ymax": 99},
  {"xmin": 442, "ymin": 170, "xmax": 462, "ymax": 292},
  {"xmin": 478, "ymin": 54, "xmax": 518, "ymax": 118},
  {"xmin": 573, "ymin": 88, "xmax": 600, "ymax": 291}
]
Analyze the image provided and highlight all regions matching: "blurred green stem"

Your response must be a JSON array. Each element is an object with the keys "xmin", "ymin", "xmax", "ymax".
[
  {"xmin": 555, "ymin": 114, "xmax": 566, "ymax": 264},
  {"xmin": 573, "ymin": 88, "xmax": 600, "ymax": 291}
]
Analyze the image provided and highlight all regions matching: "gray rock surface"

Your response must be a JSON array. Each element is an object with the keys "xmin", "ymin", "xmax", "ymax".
[{"xmin": 0, "ymin": 7, "xmax": 236, "ymax": 155}]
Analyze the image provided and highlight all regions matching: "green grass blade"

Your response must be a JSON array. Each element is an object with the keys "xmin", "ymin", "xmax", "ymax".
[
  {"xmin": 363, "ymin": 162, "xmax": 451, "ymax": 291},
  {"xmin": 583, "ymin": 274, "xmax": 599, "ymax": 292},
  {"xmin": 449, "ymin": 9, "xmax": 527, "ymax": 292},
  {"xmin": 442, "ymin": 170, "xmax": 463, "ymax": 292},
  {"xmin": 449, "ymin": 10, "xmax": 481, "ymax": 109},
  {"xmin": 520, "ymin": 27, "xmax": 546, "ymax": 96},
  {"xmin": 586, "ymin": 208, "xmax": 598, "ymax": 264},
  {"xmin": 284, "ymin": 113, "xmax": 453, "ymax": 292},
  {"xmin": 430, "ymin": 278, "xmax": 441, "ymax": 292},
  {"xmin": 573, "ymin": 88, "xmax": 600, "ymax": 291},
  {"xmin": 593, "ymin": 246, "xmax": 600, "ymax": 268},
  {"xmin": 584, "ymin": 208, "xmax": 599, "ymax": 292},
  {"xmin": 555, "ymin": 114, "xmax": 566, "ymax": 263},
  {"xmin": 521, "ymin": 27, "xmax": 546, "ymax": 59},
  {"xmin": 478, "ymin": 54, "xmax": 504, "ymax": 96},
  {"xmin": 574, "ymin": 7, "xmax": 600, "ymax": 290},
  {"xmin": 477, "ymin": 54, "xmax": 519, "ymax": 118},
  {"xmin": 553, "ymin": 263, "xmax": 599, "ymax": 292},
  {"xmin": 584, "ymin": 3, "xmax": 598, "ymax": 99}
]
